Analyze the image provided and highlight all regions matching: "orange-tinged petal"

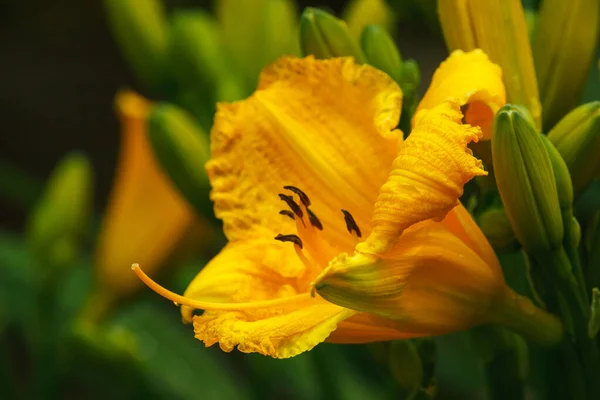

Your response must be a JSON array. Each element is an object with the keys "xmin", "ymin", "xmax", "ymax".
[
  {"xmin": 180, "ymin": 239, "xmax": 354, "ymax": 358},
  {"xmin": 181, "ymin": 239, "xmax": 305, "ymax": 322},
  {"xmin": 442, "ymin": 203, "xmax": 502, "ymax": 275},
  {"xmin": 208, "ymin": 56, "xmax": 402, "ymax": 252},
  {"xmin": 357, "ymin": 101, "xmax": 486, "ymax": 255},
  {"xmin": 316, "ymin": 222, "xmax": 505, "ymax": 336},
  {"xmin": 95, "ymin": 91, "xmax": 195, "ymax": 297},
  {"xmin": 328, "ymin": 313, "xmax": 424, "ymax": 344},
  {"xmin": 194, "ymin": 299, "xmax": 354, "ymax": 359},
  {"xmin": 416, "ymin": 49, "xmax": 506, "ymax": 140}
]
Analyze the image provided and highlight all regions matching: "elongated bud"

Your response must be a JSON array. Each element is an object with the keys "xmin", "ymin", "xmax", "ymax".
[
  {"xmin": 388, "ymin": 341, "xmax": 423, "ymax": 394},
  {"xmin": 217, "ymin": 0, "xmax": 299, "ymax": 92},
  {"xmin": 27, "ymin": 152, "xmax": 93, "ymax": 277},
  {"xmin": 547, "ymin": 101, "xmax": 600, "ymax": 197},
  {"xmin": 104, "ymin": 0, "xmax": 169, "ymax": 92},
  {"xmin": 437, "ymin": 0, "xmax": 541, "ymax": 127},
  {"xmin": 342, "ymin": 0, "xmax": 395, "ymax": 40},
  {"xmin": 168, "ymin": 10, "xmax": 228, "ymax": 130},
  {"xmin": 540, "ymin": 135, "xmax": 574, "ymax": 214},
  {"xmin": 300, "ymin": 8, "xmax": 366, "ymax": 62},
  {"xmin": 532, "ymin": 0, "xmax": 599, "ymax": 129},
  {"xmin": 398, "ymin": 60, "xmax": 421, "ymax": 127},
  {"xmin": 147, "ymin": 103, "xmax": 213, "ymax": 220},
  {"xmin": 492, "ymin": 105, "xmax": 563, "ymax": 253},
  {"xmin": 585, "ymin": 212, "xmax": 600, "ymax": 290},
  {"xmin": 361, "ymin": 24, "xmax": 403, "ymax": 82},
  {"xmin": 589, "ymin": 288, "xmax": 600, "ymax": 339},
  {"xmin": 478, "ymin": 207, "xmax": 520, "ymax": 253}
]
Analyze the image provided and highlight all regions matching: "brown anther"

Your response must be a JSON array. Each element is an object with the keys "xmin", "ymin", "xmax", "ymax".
[
  {"xmin": 341, "ymin": 209, "xmax": 362, "ymax": 238},
  {"xmin": 283, "ymin": 185, "xmax": 311, "ymax": 207},
  {"xmin": 307, "ymin": 208, "xmax": 323, "ymax": 230},
  {"xmin": 274, "ymin": 234, "xmax": 303, "ymax": 249},
  {"xmin": 278, "ymin": 194, "xmax": 303, "ymax": 219},
  {"xmin": 279, "ymin": 210, "xmax": 296, "ymax": 220}
]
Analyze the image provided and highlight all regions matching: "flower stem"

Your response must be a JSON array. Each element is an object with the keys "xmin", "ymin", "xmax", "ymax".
[{"xmin": 488, "ymin": 286, "xmax": 563, "ymax": 346}]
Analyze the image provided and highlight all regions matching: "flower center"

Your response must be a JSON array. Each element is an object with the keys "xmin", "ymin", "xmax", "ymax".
[
  {"xmin": 131, "ymin": 186, "xmax": 363, "ymax": 312},
  {"xmin": 273, "ymin": 186, "xmax": 363, "ymax": 292}
]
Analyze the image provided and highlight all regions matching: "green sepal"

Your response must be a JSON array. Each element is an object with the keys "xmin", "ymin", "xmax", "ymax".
[{"xmin": 300, "ymin": 8, "xmax": 367, "ymax": 62}]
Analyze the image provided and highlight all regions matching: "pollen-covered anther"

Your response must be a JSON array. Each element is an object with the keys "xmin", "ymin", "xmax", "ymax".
[
  {"xmin": 278, "ymin": 193, "xmax": 303, "ymax": 219},
  {"xmin": 283, "ymin": 185, "xmax": 311, "ymax": 207},
  {"xmin": 341, "ymin": 209, "xmax": 362, "ymax": 238},
  {"xmin": 279, "ymin": 210, "xmax": 296, "ymax": 220},
  {"xmin": 306, "ymin": 208, "xmax": 323, "ymax": 230},
  {"xmin": 274, "ymin": 233, "xmax": 304, "ymax": 249}
]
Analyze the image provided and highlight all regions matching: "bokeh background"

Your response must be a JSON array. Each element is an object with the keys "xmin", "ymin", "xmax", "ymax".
[
  {"xmin": 2, "ymin": 0, "xmax": 597, "ymax": 399},
  {"xmin": 0, "ymin": 0, "xmax": 445, "ymax": 231}
]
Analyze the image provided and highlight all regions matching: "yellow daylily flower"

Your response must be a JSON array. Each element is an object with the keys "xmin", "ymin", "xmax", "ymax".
[
  {"xmin": 134, "ymin": 52, "xmax": 561, "ymax": 358},
  {"xmin": 94, "ymin": 91, "xmax": 196, "ymax": 303}
]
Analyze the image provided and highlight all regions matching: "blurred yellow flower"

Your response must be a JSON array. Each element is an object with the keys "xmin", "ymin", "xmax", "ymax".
[
  {"xmin": 94, "ymin": 91, "xmax": 195, "ymax": 302},
  {"xmin": 134, "ymin": 51, "xmax": 560, "ymax": 358}
]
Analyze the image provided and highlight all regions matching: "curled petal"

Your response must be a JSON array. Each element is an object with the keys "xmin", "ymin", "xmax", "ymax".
[
  {"xmin": 416, "ymin": 50, "xmax": 506, "ymax": 140},
  {"xmin": 357, "ymin": 101, "xmax": 487, "ymax": 255},
  {"xmin": 194, "ymin": 300, "xmax": 354, "ymax": 359},
  {"xmin": 208, "ymin": 56, "xmax": 403, "ymax": 252},
  {"xmin": 316, "ymin": 223, "xmax": 505, "ymax": 336}
]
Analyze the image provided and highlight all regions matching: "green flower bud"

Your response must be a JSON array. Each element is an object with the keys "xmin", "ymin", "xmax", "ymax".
[
  {"xmin": 588, "ymin": 288, "xmax": 600, "ymax": 339},
  {"xmin": 168, "ymin": 10, "xmax": 228, "ymax": 131},
  {"xmin": 147, "ymin": 103, "xmax": 213, "ymax": 220},
  {"xmin": 547, "ymin": 101, "xmax": 600, "ymax": 197},
  {"xmin": 532, "ymin": 0, "xmax": 599, "ymax": 129},
  {"xmin": 492, "ymin": 105, "xmax": 563, "ymax": 253},
  {"xmin": 388, "ymin": 341, "xmax": 423, "ymax": 394},
  {"xmin": 300, "ymin": 8, "xmax": 366, "ymax": 62},
  {"xmin": 585, "ymin": 212, "xmax": 600, "ymax": 290},
  {"xmin": 104, "ymin": 0, "xmax": 169, "ymax": 92},
  {"xmin": 27, "ymin": 152, "xmax": 93, "ymax": 276},
  {"xmin": 217, "ymin": 0, "xmax": 299, "ymax": 92},
  {"xmin": 524, "ymin": 9, "xmax": 536, "ymax": 40},
  {"xmin": 342, "ymin": 0, "xmax": 395, "ymax": 40},
  {"xmin": 540, "ymin": 135, "xmax": 573, "ymax": 214},
  {"xmin": 361, "ymin": 24, "xmax": 403, "ymax": 83},
  {"xmin": 478, "ymin": 207, "xmax": 520, "ymax": 253}
]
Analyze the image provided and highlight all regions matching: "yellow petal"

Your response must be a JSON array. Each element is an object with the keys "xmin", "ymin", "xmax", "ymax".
[
  {"xmin": 194, "ymin": 300, "xmax": 354, "ymax": 359},
  {"xmin": 94, "ymin": 91, "xmax": 195, "ymax": 297},
  {"xmin": 416, "ymin": 50, "xmax": 506, "ymax": 140},
  {"xmin": 357, "ymin": 101, "xmax": 486, "ymax": 255},
  {"xmin": 316, "ymin": 223, "xmax": 505, "ymax": 336},
  {"xmin": 181, "ymin": 239, "xmax": 354, "ymax": 358},
  {"xmin": 208, "ymin": 56, "xmax": 403, "ymax": 251},
  {"xmin": 442, "ymin": 203, "xmax": 502, "ymax": 274},
  {"xmin": 328, "ymin": 313, "xmax": 423, "ymax": 344},
  {"xmin": 181, "ymin": 239, "xmax": 306, "ymax": 322}
]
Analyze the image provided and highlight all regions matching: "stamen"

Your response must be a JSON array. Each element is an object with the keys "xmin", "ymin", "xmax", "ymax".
[
  {"xmin": 132, "ymin": 263, "xmax": 311, "ymax": 310},
  {"xmin": 274, "ymin": 233, "xmax": 303, "ymax": 248},
  {"xmin": 341, "ymin": 209, "xmax": 362, "ymax": 238},
  {"xmin": 306, "ymin": 208, "xmax": 323, "ymax": 230},
  {"xmin": 279, "ymin": 210, "xmax": 296, "ymax": 220},
  {"xmin": 283, "ymin": 185, "xmax": 311, "ymax": 207},
  {"xmin": 278, "ymin": 193, "xmax": 303, "ymax": 219}
]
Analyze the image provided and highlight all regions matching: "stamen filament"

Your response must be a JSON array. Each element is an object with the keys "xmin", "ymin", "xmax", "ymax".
[{"xmin": 132, "ymin": 263, "xmax": 312, "ymax": 310}]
